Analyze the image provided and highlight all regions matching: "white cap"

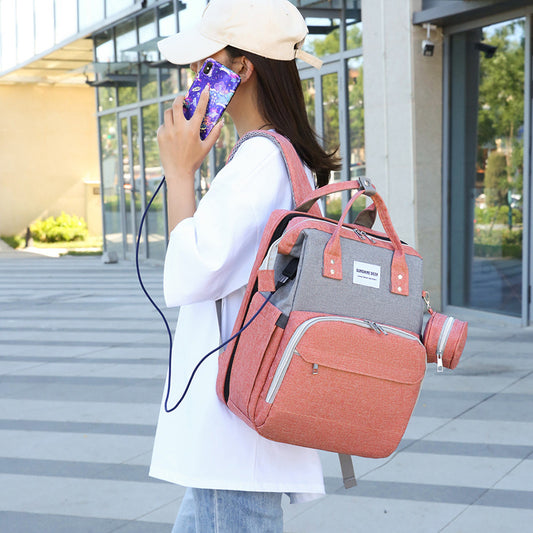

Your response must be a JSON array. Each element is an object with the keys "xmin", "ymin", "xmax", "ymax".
[{"xmin": 158, "ymin": 0, "xmax": 322, "ymax": 69}]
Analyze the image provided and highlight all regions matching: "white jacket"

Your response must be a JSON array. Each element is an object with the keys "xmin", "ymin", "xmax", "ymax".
[{"xmin": 149, "ymin": 135, "xmax": 325, "ymax": 503}]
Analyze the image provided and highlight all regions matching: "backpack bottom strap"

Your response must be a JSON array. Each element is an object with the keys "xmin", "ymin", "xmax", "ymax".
[{"xmin": 338, "ymin": 453, "xmax": 357, "ymax": 488}]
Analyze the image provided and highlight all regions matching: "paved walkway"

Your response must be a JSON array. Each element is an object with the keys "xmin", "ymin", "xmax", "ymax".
[{"xmin": 0, "ymin": 246, "xmax": 532, "ymax": 532}]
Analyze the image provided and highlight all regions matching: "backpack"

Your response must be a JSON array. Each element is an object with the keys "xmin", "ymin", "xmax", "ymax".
[{"xmin": 215, "ymin": 130, "xmax": 467, "ymax": 487}]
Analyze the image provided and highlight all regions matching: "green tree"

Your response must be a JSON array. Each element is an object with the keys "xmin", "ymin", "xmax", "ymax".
[
  {"xmin": 484, "ymin": 151, "xmax": 508, "ymax": 207},
  {"xmin": 478, "ymin": 20, "xmax": 524, "ymax": 208}
]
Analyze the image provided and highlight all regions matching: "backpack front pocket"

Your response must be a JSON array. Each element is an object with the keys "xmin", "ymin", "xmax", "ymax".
[{"xmin": 258, "ymin": 313, "xmax": 427, "ymax": 457}]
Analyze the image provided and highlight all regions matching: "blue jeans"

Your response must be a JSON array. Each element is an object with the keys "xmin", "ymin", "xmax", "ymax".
[{"xmin": 172, "ymin": 487, "xmax": 283, "ymax": 533}]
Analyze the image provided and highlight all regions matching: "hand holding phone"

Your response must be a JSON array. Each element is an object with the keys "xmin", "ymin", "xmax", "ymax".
[{"xmin": 183, "ymin": 59, "xmax": 241, "ymax": 140}]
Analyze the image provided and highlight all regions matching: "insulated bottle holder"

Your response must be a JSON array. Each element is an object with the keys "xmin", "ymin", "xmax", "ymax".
[{"xmin": 422, "ymin": 311, "xmax": 468, "ymax": 372}]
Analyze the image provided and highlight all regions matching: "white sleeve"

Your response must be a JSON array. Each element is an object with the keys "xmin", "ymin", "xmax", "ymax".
[{"xmin": 163, "ymin": 136, "xmax": 293, "ymax": 307}]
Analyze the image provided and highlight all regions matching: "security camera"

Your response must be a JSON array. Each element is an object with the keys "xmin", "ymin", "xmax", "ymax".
[
  {"xmin": 422, "ymin": 39, "xmax": 435, "ymax": 56},
  {"xmin": 475, "ymin": 42, "xmax": 497, "ymax": 58}
]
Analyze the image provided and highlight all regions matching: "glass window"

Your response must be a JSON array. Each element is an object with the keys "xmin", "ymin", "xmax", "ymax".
[
  {"xmin": 139, "ymin": 10, "xmax": 158, "ymax": 62},
  {"xmin": 301, "ymin": 78, "xmax": 316, "ymax": 129},
  {"xmin": 348, "ymin": 56, "xmax": 364, "ymax": 178},
  {"xmin": 100, "ymin": 114, "xmax": 122, "ymax": 256},
  {"xmin": 55, "ymin": 0, "xmax": 78, "ymax": 43},
  {"xmin": 322, "ymin": 71, "xmax": 341, "ymax": 218},
  {"xmin": 143, "ymin": 104, "xmax": 166, "ymax": 259},
  {"xmin": 118, "ymin": 75, "xmax": 139, "ymax": 106},
  {"xmin": 448, "ymin": 19, "xmax": 525, "ymax": 316},
  {"xmin": 79, "ymin": 0, "xmax": 105, "ymax": 30},
  {"xmin": 34, "ymin": 0, "xmax": 55, "ymax": 54},
  {"xmin": 139, "ymin": 11, "xmax": 157, "ymax": 43},
  {"xmin": 180, "ymin": 67, "xmax": 195, "ymax": 92},
  {"xmin": 95, "ymin": 30, "xmax": 114, "ymax": 63},
  {"xmin": 141, "ymin": 63, "xmax": 158, "ymax": 100},
  {"xmin": 116, "ymin": 21, "xmax": 138, "ymax": 106},
  {"xmin": 0, "ymin": 0, "xmax": 17, "ymax": 71},
  {"xmin": 116, "ymin": 20, "xmax": 137, "ymax": 63},
  {"xmin": 178, "ymin": 0, "xmax": 205, "ymax": 32},
  {"xmin": 303, "ymin": 18, "xmax": 341, "ymax": 56},
  {"xmin": 106, "ymin": 0, "xmax": 134, "ymax": 17},
  {"xmin": 214, "ymin": 116, "xmax": 237, "ymax": 176},
  {"xmin": 161, "ymin": 67, "xmax": 179, "ymax": 96},
  {"xmin": 98, "ymin": 86, "xmax": 117, "ymax": 112},
  {"xmin": 16, "ymin": 0, "xmax": 35, "ymax": 62},
  {"xmin": 158, "ymin": 2, "xmax": 176, "ymax": 37},
  {"xmin": 346, "ymin": 20, "xmax": 363, "ymax": 50}
]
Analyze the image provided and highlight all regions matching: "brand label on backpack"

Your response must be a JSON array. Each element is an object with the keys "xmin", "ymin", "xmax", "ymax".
[{"xmin": 353, "ymin": 261, "xmax": 381, "ymax": 288}]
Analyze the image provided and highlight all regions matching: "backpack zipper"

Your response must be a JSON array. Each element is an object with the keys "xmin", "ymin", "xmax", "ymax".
[
  {"xmin": 265, "ymin": 316, "xmax": 422, "ymax": 404},
  {"xmin": 436, "ymin": 316, "xmax": 454, "ymax": 373}
]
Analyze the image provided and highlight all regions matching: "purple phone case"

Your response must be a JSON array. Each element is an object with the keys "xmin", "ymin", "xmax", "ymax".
[{"xmin": 183, "ymin": 59, "xmax": 241, "ymax": 140}]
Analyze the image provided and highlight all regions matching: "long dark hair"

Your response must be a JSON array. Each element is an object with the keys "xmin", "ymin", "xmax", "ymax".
[{"xmin": 226, "ymin": 46, "xmax": 340, "ymax": 187}]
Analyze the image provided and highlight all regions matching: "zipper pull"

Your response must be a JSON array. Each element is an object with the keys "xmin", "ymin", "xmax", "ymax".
[
  {"xmin": 354, "ymin": 228, "xmax": 366, "ymax": 241},
  {"xmin": 436, "ymin": 351, "xmax": 444, "ymax": 373},
  {"xmin": 361, "ymin": 230, "xmax": 376, "ymax": 244},
  {"xmin": 312, "ymin": 363, "xmax": 319, "ymax": 375},
  {"xmin": 375, "ymin": 323, "xmax": 388, "ymax": 335},
  {"xmin": 366, "ymin": 320, "xmax": 383, "ymax": 334}
]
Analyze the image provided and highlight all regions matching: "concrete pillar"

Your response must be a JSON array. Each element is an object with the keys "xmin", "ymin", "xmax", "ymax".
[{"xmin": 362, "ymin": 0, "xmax": 444, "ymax": 309}]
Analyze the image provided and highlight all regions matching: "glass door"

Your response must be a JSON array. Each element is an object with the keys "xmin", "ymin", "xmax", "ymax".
[
  {"xmin": 119, "ymin": 111, "xmax": 145, "ymax": 258},
  {"xmin": 447, "ymin": 18, "xmax": 526, "ymax": 318}
]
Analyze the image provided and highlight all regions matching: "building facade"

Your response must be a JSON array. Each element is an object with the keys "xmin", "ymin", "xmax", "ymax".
[{"xmin": 0, "ymin": 0, "xmax": 532, "ymax": 325}]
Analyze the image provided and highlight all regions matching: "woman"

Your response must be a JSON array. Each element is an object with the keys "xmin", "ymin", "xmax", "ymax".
[{"xmin": 151, "ymin": 0, "xmax": 340, "ymax": 531}]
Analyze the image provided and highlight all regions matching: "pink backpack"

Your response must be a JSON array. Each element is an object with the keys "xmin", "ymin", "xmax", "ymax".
[{"xmin": 216, "ymin": 130, "xmax": 467, "ymax": 487}]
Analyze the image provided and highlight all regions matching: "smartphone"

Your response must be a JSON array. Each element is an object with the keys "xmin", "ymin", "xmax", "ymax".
[{"xmin": 183, "ymin": 58, "xmax": 241, "ymax": 140}]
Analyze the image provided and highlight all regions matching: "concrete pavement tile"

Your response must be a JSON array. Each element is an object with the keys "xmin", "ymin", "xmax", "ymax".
[
  {"xmin": 283, "ymin": 494, "xmax": 466, "ymax": 533},
  {"xmin": 474, "ymin": 487, "xmax": 533, "ymax": 509},
  {"xmin": 403, "ymin": 439, "xmax": 533, "ymax": 460},
  {"xmin": 491, "ymin": 457, "xmax": 533, "ymax": 491},
  {"xmin": 420, "ymin": 373, "xmax": 526, "ymax": 394},
  {"xmin": 500, "ymin": 373, "xmax": 533, "ymax": 394},
  {"xmin": 413, "ymin": 391, "xmax": 486, "ymax": 419},
  {"xmin": 0, "ymin": 398, "xmax": 159, "ymax": 425},
  {"xmin": 0, "ymin": 361, "xmax": 48, "ymax": 374},
  {"xmin": 77, "ymin": 345, "xmax": 168, "ymax": 360},
  {"xmin": 426, "ymin": 419, "xmax": 533, "ymax": 447},
  {"xmin": 489, "ymin": 338, "xmax": 533, "ymax": 355},
  {"xmin": 122, "ymin": 450, "xmax": 154, "ymax": 467},
  {"xmin": 360, "ymin": 452, "xmax": 520, "ymax": 489},
  {"xmin": 459, "ymin": 392, "xmax": 533, "ymax": 422},
  {"xmin": 441, "ymin": 506, "xmax": 533, "ymax": 532},
  {"xmin": 451, "ymin": 359, "xmax": 525, "ymax": 379},
  {"xmin": 0, "ymin": 329, "xmax": 160, "ymax": 344},
  {"xmin": 7, "ymin": 361, "xmax": 166, "ymax": 380},
  {"xmin": 0, "ymin": 376, "xmax": 163, "ymax": 404},
  {"xmin": 107, "ymin": 520, "xmax": 174, "ymax": 532},
  {"xmin": 1, "ymin": 474, "xmax": 178, "ymax": 521},
  {"xmin": 402, "ymin": 416, "xmax": 449, "ymax": 440},
  {"xmin": 0, "ymin": 419, "xmax": 155, "ymax": 437},
  {"xmin": 0, "ymin": 456, "xmax": 155, "ymax": 483},
  {"xmin": 0, "ymin": 430, "xmax": 154, "ymax": 463},
  {"xmin": 0, "ymin": 512, "xmax": 171, "ymax": 533},
  {"xmin": 0, "ymin": 343, "xmax": 104, "ymax": 357},
  {"xmin": 134, "ymin": 492, "xmax": 186, "ymax": 525}
]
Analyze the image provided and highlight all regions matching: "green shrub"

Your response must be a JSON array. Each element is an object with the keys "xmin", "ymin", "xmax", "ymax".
[
  {"xmin": 1, "ymin": 235, "xmax": 24, "ymax": 249},
  {"xmin": 474, "ymin": 228, "xmax": 523, "ymax": 259},
  {"xmin": 30, "ymin": 213, "xmax": 88, "ymax": 243},
  {"xmin": 475, "ymin": 205, "xmax": 523, "ymax": 225}
]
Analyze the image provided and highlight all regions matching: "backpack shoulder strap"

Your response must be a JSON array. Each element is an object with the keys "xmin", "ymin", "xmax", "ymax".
[{"xmin": 228, "ymin": 130, "xmax": 322, "ymax": 217}]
